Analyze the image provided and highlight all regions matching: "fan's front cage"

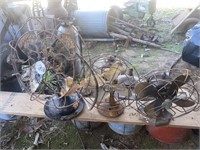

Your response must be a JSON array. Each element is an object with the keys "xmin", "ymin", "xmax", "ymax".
[
  {"xmin": 88, "ymin": 53, "xmax": 140, "ymax": 117},
  {"xmin": 135, "ymin": 68, "xmax": 200, "ymax": 126},
  {"xmin": 9, "ymin": 17, "xmax": 98, "ymax": 114}
]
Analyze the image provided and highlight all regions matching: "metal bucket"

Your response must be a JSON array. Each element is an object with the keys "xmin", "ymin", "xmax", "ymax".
[
  {"xmin": 192, "ymin": 129, "xmax": 199, "ymax": 136},
  {"xmin": 0, "ymin": 78, "xmax": 22, "ymax": 92},
  {"xmin": 0, "ymin": 78, "xmax": 22, "ymax": 120},
  {"xmin": 72, "ymin": 120, "xmax": 102, "ymax": 130},
  {"xmin": 108, "ymin": 122, "xmax": 142, "ymax": 135},
  {"xmin": 73, "ymin": 8, "xmax": 121, "ymax": 38}
]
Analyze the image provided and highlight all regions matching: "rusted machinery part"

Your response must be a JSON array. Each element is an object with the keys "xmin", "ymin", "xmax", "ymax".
[
  {"xmin": 146, "ymin": 16, "xmax": 155, "ymax": 27},
  {"xmin": 44, "ymin": 0, "xmax": 68, "ymax": 19}
]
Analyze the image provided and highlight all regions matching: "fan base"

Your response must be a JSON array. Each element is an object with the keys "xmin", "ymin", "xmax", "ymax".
[
  {"xmin": 44, "ymin": 95, "xmax": 84, "ymax": 121},
  {"xmin": 97, "ymin": 102, "xmax": 124, "ymax": 118},
  {"xmin": 44, "ymin": 100, "xmax": 84, "ymax": 121}
]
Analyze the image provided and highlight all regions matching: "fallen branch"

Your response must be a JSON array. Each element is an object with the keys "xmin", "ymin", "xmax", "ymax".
[{"xmin": 109, "ymin": 32, "xmax": 179, "ymax": 54}]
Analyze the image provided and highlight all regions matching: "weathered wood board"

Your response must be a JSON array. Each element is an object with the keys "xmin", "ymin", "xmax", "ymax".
[{"xmin": 0, "ymin": 91, "xmax": 200, "ymax": 129}]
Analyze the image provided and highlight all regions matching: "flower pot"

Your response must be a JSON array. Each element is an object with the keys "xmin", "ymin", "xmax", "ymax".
[
  {"xmin": 146, "ymin": 125, "xmax": 191, "ymax": 144},
  {"xmin": 44, "ymin": 94, "xmax": 84, "ymax": 121}
]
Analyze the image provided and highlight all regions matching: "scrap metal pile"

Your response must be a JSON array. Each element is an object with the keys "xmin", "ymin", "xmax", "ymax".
[
  {"xmin": 9, "ymin": 16, "xmax": 99, "ymax": 120},
  {"xmin": 0, "ymin": 0, "xmax": 200, "ymax": 127},
  {"xmin": 9, "ymin": 14, "xmax": 200, "ymax": 125},
  {"xmin": 108, "ymin": 15, "xmax": 164, "ymax": 49}
]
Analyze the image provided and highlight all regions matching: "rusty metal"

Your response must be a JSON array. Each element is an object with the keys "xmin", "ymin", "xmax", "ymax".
[
  {"xmin": 9, "ymin": 16, "xmax": 99, "ymax": 120},
  {"xmin": 89, "ymin": 53, "xmax": 139, "ymax": 118},
  {"xmin": 44, "ymin": 0, "xmax": 68, "ymax": 20},
  {"xmin": 135, "ymin": 68, "xmax": 200, "ymax": 126},
  {"xmin": 32, "ymin": 0, "xmax": 44, "ymax": 17},
  {"xmin": 107, "ymin": 16, "xmax": 174, "ymax": 52}
]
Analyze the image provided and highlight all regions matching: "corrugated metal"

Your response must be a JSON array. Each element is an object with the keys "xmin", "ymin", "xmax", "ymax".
[{"xmin": 74, "ymin": 9, "xmax": 117, "ymax": 38}]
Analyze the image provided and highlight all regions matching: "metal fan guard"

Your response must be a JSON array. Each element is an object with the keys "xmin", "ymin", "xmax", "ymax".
[
  {"xmin": 135, "ymin": 69, "xmax": 200, "ymax": 125},
  {"xmin": 88, "ymin": 53, "xmax": 140, "ymax": 117},
  {"xmin": 9, "ymin": 16, "xmax": 98, "ymax": 110}
]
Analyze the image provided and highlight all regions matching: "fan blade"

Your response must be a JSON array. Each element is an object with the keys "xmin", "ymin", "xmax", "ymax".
[
  {"xmin": 135, "ymin": 82, "xmax": 157, "ymax": 99},
  {"xmin": 144, "ymin": 101, "xmax": 157, "ymax": 117},
  {"xmin": 112, "ymin": 84, "xmax": 131, "ymax": 98},
  {"xmin": 80, "ymin": 74, "xmax": 105, "ymax": 87},
  {"xmin": 144, "ymin": 99, "xmax": 162, "ymax": 117},
  {"xmin": 173, "ymin": 74, "xmax": 190, "ymax": 87},
  {"xmin": 112, "ymin": 84, "xmax": 125, "ymax": 91},
  {"xmin": 167, "ymin": 82, "xmax": 178, "ymax": 97},
  {"xmin": 167, "ymin": 75, "xmax": 190, "ymax": 97},
  {"xmin": 101, "ymin": 62, "xmax": 125, "ymax": 82},
  {"xmin": 173, "ymin": 98, "xmax": 195, "ymax": 107}
]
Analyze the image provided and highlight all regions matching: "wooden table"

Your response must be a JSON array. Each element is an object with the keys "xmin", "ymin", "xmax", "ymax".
[{"xmin": 0, "ymin": 91, "xmax": 200, "ymax": 129}]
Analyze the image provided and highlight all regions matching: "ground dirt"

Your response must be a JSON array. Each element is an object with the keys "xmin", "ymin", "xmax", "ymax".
[{"xmin": 1, "ymin": 7, "xmax": 200, "ymax": 149}]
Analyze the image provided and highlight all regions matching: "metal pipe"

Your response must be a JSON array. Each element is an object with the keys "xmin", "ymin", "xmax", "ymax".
[{"xmin": 83, "ymin": 38, "xmax": 119, "ymax": 42}]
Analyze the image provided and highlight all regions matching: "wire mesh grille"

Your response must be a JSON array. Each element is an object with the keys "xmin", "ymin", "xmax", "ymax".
[
  {"xmin": 9, "ymin": 16, "xmax": 98, "ymax": 110},
  {"xmin": 135, "ymin": 68, "xmax": 200, "ymax": 125},
  {"xmin": 86, "ymin": 53, "xmax": 140, "ymax": 117}
]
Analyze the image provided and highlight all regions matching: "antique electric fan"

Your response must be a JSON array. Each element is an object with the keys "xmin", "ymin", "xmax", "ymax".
[
  {"xmin": 87, "ymin": 53, "xmax": 139, "ymax": 117},
  {"xmin": 135, "ymin": 69, "xmax": 199, "ymax": 126},
  {"xmin": 9, "ymin": 17, "xmax": 98, "ymax": 120}
]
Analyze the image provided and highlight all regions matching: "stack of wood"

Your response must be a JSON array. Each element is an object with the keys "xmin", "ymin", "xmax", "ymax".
[{"xmin": 108, "ymin": 16, "xmax": 176, "ymax": 53}]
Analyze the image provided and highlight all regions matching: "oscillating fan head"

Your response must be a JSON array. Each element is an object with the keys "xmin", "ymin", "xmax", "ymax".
[
  {"xmin": 88, "ymin": 53, "xmax": 139, "ymax": 118},
  {"xmin": 10, "ymin": 17, "xmax": 98, "ymax": 120},
  {"xmin": 135, "ymin": 69, "xmax": 199, "ymax": 126}
]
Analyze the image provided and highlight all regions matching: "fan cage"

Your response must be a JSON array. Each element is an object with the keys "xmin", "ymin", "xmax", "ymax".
[
  {"xmin": 135, "ymin": 69, "xmax": 200, "ymax": 123},
  {"xmin": 9, "ymin": 16, "xmax": 98, "ymax": 110},
  {"xmin": 87, "ymin": 53, "xmax": 140, "ymax": 112}
]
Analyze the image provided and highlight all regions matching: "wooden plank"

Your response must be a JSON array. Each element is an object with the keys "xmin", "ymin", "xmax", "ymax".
[
  {"xmin": 0, "ymin": 92, "xmax": 45, "ymax": 118},
  {"xmin": 172, "ymin": 10, "xmax": 190, "ymax": 26},
  {"xmin": 170, "ymin": 5, "xmax": 200, "ymax": 34},
  {"xmin": 0, "ymin": 91, "xmax": 200, "ymax": 129}
]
